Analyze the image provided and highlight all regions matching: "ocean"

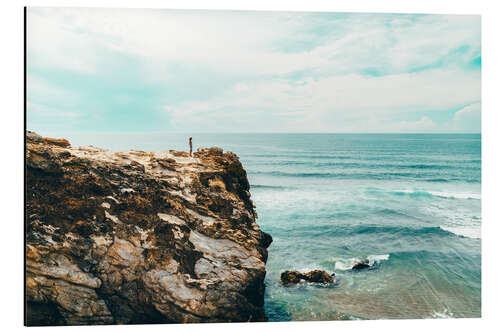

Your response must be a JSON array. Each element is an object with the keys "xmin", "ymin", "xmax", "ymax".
[{"xmin": 54, "ymin": 132, "xmax": 481, "ymax": 321}]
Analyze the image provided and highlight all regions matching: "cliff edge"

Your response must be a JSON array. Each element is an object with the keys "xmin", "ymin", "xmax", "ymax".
[{"xmin": 25, "ymin": 131, "xmax": 272, "ymax": 325}]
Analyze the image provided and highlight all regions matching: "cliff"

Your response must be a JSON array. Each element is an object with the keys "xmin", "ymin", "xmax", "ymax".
[{"xmin": 25, "ymin": 131, "xmax": 272, "ymax": 326}]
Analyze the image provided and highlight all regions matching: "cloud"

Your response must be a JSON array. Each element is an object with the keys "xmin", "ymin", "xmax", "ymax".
[
  {"xmin": 165, "ymin": 69, "xmax": 480, "ymax": 132},
  {"xmin": 26, "ymin": 75, "xmax": 84, "ymax": 131},
  {"xmin": 451, "ymin": 102, "xmax": 481, "ymax": 132},
  {"xmin": 27, "ymin": 9, "xmax": 480, "ymax": 78},
  {"xmin": 392, "ymin": 116, "xmax": 436, "ymax": 132},
  {"xmin": 26, "ymin": 8, "xmax": 481, "ymax": 133},
  {"xmin": 27, "ymin": 74, "xmax": 80, "ymax": 106}
]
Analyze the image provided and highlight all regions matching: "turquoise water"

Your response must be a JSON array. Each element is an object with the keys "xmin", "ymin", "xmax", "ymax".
[{"xmin": 51, "ymin": 132, "xmax": 481, "ymax": 321}]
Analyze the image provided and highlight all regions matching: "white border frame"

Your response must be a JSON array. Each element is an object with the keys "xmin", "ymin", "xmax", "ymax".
[{"xmin": 2, "ymin": 1, "xmax": 498, "ymax": 332}]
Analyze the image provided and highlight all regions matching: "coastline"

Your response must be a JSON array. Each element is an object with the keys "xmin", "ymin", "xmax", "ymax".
[{"xmin": 24, "ymin": 131, "xmax": 481, "ymax": 323}]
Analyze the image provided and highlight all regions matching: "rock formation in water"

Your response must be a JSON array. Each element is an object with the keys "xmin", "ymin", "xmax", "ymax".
[
  {"xmin": 352, "ymin": 260, "xmax": 371, "ymax": 270},
  {"xmin": 25, "ymin": 131, "xmax": 272, "ymax": 326},
  {"xmin": 280, "ymin": 270, "xmax": 335, "ymax": 285}
]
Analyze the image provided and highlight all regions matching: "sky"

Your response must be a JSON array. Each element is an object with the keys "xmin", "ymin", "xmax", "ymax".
[{"xmin": 27, "ymin": 7, "xmax": 481, "ymax": 133}]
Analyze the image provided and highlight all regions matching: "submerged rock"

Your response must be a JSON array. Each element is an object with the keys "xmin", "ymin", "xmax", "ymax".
[
  {"xmin": 280, "ymin": 270, "xmax": 335, "ymax": 285},
  {"xmin": 25, "ymin": 131, "xmax": 272, "ymax": 325}
]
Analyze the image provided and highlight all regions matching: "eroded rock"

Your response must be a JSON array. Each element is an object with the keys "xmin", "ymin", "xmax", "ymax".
[
  {"xmin": 352, "ymin": 260, "xmax": 371, "ymax": 270},
  {"xmin": 280, "ymin": 270, "xmax": 335, "ymax": 285},
  {"xmin": 25, "ymin": 131, "xmax": 272, "ymax": 325},
  {"xmin": 44, "ymin": 137, "xmax": 71, "ymax": 148},
  {"xmin": 303, "ymin": 270, "xmax": 335, "ymax": 283}
]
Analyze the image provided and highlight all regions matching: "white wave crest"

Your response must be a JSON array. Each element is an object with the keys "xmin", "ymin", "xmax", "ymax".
[
  {"xmin": 367, "ymin": 254, "xmax": 390, "ymax": 263},
  {"xmin": 334, "ymin": 254, "xmax": 390, "ymax": 271},
  {"xmin": 429, "ymin": 191, "xmax": 481, "ymax": 200},
  {"xmin": 334, "ymin": 259, "xmax": 357, "ymax": 271},
  {"xmin": 440, "ymin": 225, "xmax": 481, "ymax": 239},
  {"xmin": 394, "ymin": 189, "xmax": 481, "ymax": 200},
  {"xmin": 432, "ymin": 309, "xmax": 454, "ymax": 319}
]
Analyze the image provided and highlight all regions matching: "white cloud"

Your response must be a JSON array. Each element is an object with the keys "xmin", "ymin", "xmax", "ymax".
[
  {"xmin": 26, "ymin": 74, "xmax": 83, "ymax": 131},
  {"xmin": 165, "ymin": 69, "xmax": 480, "ymax": 132},
  {"xmin": 451, "ymin": 102, "xmax": 481, "ymax": 132},
  {"xmin": 27, "ymin": 9, "xmax": 100, "ymax": 73},
  {"xmin": 392, "ymin": 116, "xmax": 436, "ymax": 132},
  {"xmin": 27, "ymin": 101, "xmax": 80, "ymax": 119},
  {"xmin": 27, "ymin": 8, "xmax": 481, "ymax": 133},
  {"xmin": 27, "ymin": 74, "xmax": 80, "ymax": 104},
  {"xmin": 27, "ymin": 8, "xmax": 312, "ymax": 76},
  {"xmin": 27, "ymin": 8, "xmax": 480, "ymax": 78}
]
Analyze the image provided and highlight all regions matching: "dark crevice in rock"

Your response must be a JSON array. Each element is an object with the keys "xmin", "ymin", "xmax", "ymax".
[{"xmin": 26, "ymin": 301, "xmax": 65, "ymax": 326}]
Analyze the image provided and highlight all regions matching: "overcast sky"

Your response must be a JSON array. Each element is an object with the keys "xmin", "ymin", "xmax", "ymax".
[{"xmin": 27, "ymin": 7, "xmax": 481, "ymax": 133}]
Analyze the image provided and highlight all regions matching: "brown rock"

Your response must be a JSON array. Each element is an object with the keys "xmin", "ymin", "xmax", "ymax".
[
  {"xmin": 169, "ymin": 150, "xmax": 189, "ymax": 157},
  {"xmin": 25, "ymin": 131, "xmax": 272, "ymax": 325},
  {"xmin": 280, "ymin": 270, "xmax": 302, "ymax": 285},
  {"xmin": 27, "ymin": 131, "xmax": 43, "ymax": 143},
  {"xmin": 44, "ymin": 137, "xmax": 71, "ymax": 147},
  {"xmin": 352, "ymin": 260, "xmax": 371, "ymax": 270},
  {"xmin": 280, "ymin": 269, "xmax": 335, "ymax": 285},
  {"xmin": 303, "ymin": 270, "xmax": 335, "ymax": 283}
]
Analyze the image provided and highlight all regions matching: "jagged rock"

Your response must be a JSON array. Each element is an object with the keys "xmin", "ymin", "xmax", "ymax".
[
  {"xmin": 352, "ymin": 260, "xmax": 371, "ymax": 270},
  {"xmin": 303, "ymin": 270, "xmax": 335, "ymax": 283},
  {"xmin": 27, "ymin": 130, "xmax": 43, "ymax": 143},
  {"xmin": 280, "ymin": 270, "xmax": 335, "ymax": 285},
  {"xmin": 280, "ymin": 270, "xmax": 302, "ymax": 285},
  {"xmin": 25, "ymin": 131, "xmax": 272, "ymax": 325},
  {"xmin": 197, "ymin": 147, "xmax": 223, "ymax": 156},
  {"xmin": 43, "ymin": 137, "xmax": 71, "ymax": 148}
]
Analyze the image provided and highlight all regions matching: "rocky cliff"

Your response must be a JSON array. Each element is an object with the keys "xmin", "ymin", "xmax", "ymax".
[{"xmin": 25, "ymin": 131, "xmax": 272, "ymax": 326}]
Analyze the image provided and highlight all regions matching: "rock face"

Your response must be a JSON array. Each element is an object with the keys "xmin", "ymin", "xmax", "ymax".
[
  {"xmin": 280, "ymin": 270, "xmax": 335, "ymax": 285},
  {"xmin": 25, "ymin": 131, "xmax": 272, "ymax": 325}
]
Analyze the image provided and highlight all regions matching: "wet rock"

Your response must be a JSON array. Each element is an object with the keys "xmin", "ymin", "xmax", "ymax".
[
  {"xmin": 352, "ymin": 259, "xmax": 371, "ymax": 270},
  {"xmin": 25, "ymin": 131, "xmax": 272, "ymax": 325},
  {"xmin": 303, "ymin": 270, "xmax": 335, "ymax": 283},
  {"xmin": 280, "ymin": 270, "xmax": 302, "ymax": 285},
  {"xmin": 280, "ymin": 270, "xmax": 335, "ymax": 285}
]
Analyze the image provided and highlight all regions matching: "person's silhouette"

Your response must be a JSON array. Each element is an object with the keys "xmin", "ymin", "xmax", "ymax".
[{"xmin": 189, "ymin": 137, "xmax": 193, "ymax": 157}]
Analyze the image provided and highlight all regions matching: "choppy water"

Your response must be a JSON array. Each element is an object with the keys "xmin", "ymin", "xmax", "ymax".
[{"xmin": 50, "ymin": 132, "xmax": 482, "ymax": 321}]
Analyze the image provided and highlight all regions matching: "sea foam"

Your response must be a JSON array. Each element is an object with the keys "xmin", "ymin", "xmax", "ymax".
[
  {"xmin": 334, "ymin": 254, "xmax": 390, "ymax": 271},
  {"xmin": 439, "ymin": 225, "xmax": 481, "ymax": 239},
  {"xmin": 429, "ymin": 191, "xmax": 481, "ymax": 200},
  {"xmin": 432, "ymin": 309, "xmax": 454, "ymax": 319},
  {"xmin": 391, "ymin": 189, "xmax": 480, "ymax": 200}
]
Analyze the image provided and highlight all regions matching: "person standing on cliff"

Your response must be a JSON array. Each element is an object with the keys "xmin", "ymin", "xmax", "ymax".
[{"xmin": 189, "ymin": 137, "xmax": 193, "ymax": 157}]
